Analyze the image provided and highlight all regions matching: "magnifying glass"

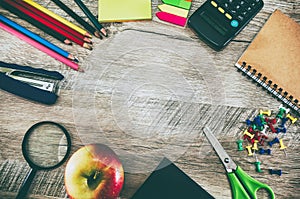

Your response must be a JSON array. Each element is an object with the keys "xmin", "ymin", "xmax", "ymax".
[{"xmin": 16, "ymin": 121, "xmax": 71, "ymax": 199}]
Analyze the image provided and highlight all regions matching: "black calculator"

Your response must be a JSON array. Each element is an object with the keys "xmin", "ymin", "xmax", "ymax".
[{"xmin": 188, "ymin": 0, "xmax": 264, "ymax": 51}]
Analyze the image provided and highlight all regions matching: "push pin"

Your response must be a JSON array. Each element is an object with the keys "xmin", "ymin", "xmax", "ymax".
[
  {"xmin": 286, "ymin": 113, "xmax": 298, "ymax": 124},
  {"xmin": 245, "ymin": 145, "xmax": 253, "ymax": 156},
  {"xmin": 269, "ymin": 169, "xmax": 283, "ymax": 176},
  {"xmin": 243, "ymin": 129, "xmax": 255, "ymax": 139},
  {"xmin": 260, "ymin": 109, "xmax": 271, "ymax": 116},
  {"xmin": 254, "ymin": 156, "xmax": 262, "ymax": 173},
  {"xmin": 252, "ymin": 140, "xmax": 259, "ymax": 151},
  {"xmin": 276, "ymin": 127, "xmax": 287, "ymax": 134},
  {"xmin": 236, "ymin": 139, "xmax": 244, "ymax": 151},
  {"xmin": 279, "ymin": 138, "xmax": 287, "ymax": 156},
  {"xmin": 279, "ymin": 104, "xmax": 290, "ymax": 114},
  {"xmin": 259, "ymin": 148, "xmax": 271, "ymax": 155},
  {"xmin": 280, "ymin": 117, "xmax": 288, "ymax": 128},
  {"xmin": 246, "ymin": 119, "xmax": 253, "ymax": 126},
  {"xmin": 265, "ymin": 117, "xmax": 277, "ymax": 125},
  {"xmin": 268, "ymin": 123, "xmax": 276, "ymax": 133},
  {"xmin": 268, "ymin": 137, "xmax": 279, "ymax": 147}
]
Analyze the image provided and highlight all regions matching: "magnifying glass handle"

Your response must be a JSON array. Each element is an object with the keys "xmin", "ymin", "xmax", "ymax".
[{"xmin": 16, "ymin": 168, "xmax": 37, "ymax": 199}]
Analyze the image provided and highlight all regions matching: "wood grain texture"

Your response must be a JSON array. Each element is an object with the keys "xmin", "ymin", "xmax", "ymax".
[{"xmin": 0, "ymin": 0, "xmax": 299, "ymax": 198}]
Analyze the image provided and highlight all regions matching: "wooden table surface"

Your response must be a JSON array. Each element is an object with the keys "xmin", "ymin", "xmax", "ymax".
[{"xmin": 0, "ymin": 0, "xmax": 299, "ymax": 198}]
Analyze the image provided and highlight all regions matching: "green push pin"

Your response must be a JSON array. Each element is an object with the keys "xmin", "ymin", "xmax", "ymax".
[
  {"xmin": 254, "ymin": 156, "xmax": 262, "ymax": 173},
  {"xmin": 276, "ymin": 108, "xmax": 285, "ymax": 119},
  {"xmin": 236, "ymin": 139, "xmax": 244, "ymax": 151}
]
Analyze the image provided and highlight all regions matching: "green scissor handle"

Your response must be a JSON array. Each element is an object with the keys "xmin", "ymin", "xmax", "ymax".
[{"xmin": 227, "ymin": 166, "xmax": 275, "ymax": 199}]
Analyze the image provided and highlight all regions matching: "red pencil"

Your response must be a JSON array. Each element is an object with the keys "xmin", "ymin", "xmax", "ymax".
[
  {"xmin": 16, "ymin": 0, "xmax": 92, "ymax": 44},
  {"xmin": 4, "ymin": 0, "xmax": 92, "ymax": 50}
]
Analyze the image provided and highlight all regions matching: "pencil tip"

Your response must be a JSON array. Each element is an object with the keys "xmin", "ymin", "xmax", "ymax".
[
  {"xmin": 94, "ymin": 31, "xmax": 103, "ymax": 39},
  {"xmin": 78, "ymin": 67, "xmax": 85, "ymax": 72},
  {"xmin": 83, "ymin": 43, "xmax": 93, "ymax": 50},
  {"xmin": 101, "ymin": 28, "xmax": 108, "ymax": 37},
  {"xmin": 74, "ymin": 57, "xmax": 79, "ymax": 63}
]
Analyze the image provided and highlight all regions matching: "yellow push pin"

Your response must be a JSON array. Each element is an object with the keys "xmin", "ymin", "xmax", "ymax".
[
  {"xmin": 243, "ymin": 129, "xmax": 254, "ymax": 139},
  {"xmin": 246, "ymin": 145, "xmax": 253, "ymax": 156},
  {"xmin": 252, "ymin": 140, "xmax": 259, "ymax": 151},
  {"xmin": 286, "ymin": 113, "xmax": 298, "ymax": 124},
  {"xmin": 279, "ymin": 138, "xmax": 287, "ymax": 156},
  {"xmin": 260, "ymin": 109, "xmax": 271, "ymax": 117}
]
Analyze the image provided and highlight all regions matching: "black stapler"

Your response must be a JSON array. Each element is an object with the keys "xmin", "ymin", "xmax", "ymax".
[{"xmin": 0, "ymin": 61, "xmax": 64, "ymax": 105}]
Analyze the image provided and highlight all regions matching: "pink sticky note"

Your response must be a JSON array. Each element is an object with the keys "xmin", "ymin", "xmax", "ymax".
[{"xmin": 156, "ymin": 11, "xmax": 187, "ymax": 27}]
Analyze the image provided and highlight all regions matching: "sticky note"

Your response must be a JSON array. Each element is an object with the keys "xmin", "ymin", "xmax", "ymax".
[
  {"xmin": 158, "ymin": 4, "xmax": 189, "ymax": 18},
  {"xmin": 162, "ymin": 0, "xmax": 192, "ymax": 10},
  {"xmin": 156, "ymin": 12, "xmax": 187, "ymax": 27},
  {"xmin": 98, "ymin": 0, "xmax": 152, "ymax": 22}
]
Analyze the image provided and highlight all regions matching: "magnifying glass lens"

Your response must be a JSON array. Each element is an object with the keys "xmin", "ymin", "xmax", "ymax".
[{"xmin": 24, "ymin": 123, "xmax": 69, "ymax": 168}]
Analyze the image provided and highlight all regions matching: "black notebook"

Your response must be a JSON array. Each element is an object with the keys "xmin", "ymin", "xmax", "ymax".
[
  {"xmin": 235, "ymin": 10, "xmax": 300, "ymax": 115},
  {"xmin": 131, "ymin": 158, "xmax": 214, "ymax": 199}
]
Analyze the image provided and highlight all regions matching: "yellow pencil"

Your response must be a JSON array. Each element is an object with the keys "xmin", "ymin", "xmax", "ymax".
[{"xmin": 22, "ymin": 0, "xmax": 92, "ymax": 38}]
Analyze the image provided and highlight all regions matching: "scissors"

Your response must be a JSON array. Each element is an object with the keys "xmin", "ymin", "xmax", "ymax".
[{"xmin": 203, "ymin": 126, "xmax": 275, "ymax": 199}]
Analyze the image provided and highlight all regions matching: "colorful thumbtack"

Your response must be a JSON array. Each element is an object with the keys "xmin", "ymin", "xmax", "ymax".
[
  {"xmin": 268, "ymin": 123, "xmax": 276, "ymax": 133},
  {"xmin": 286, "ymin": 113, "xmax": 298, "ymax": 124},
  {"xmin": 245, "ymin": 145, "xmax": 253, "ymax": 156},
  {"xmin": 259, "ymin": 148, "xmax": 271, "ymax": 155},
  {"xmin": 254, "ymin": 157, "xmax": 262, "ymax": 173},
  {"xmin": 278, "ymin": 104, "xmax": 290, "ymax": 114},
  {"xmin": 268, "ymin": 137, "xmax": 279, "ymax": 147},
  {"xmin": 252, "ymin": 140, "xmax": 259, "ymax": 151},
  {"xmin": 276, "ymin": 127, "xmax": 287, "ymax": 134},
  {"xmin": 236, "ymin": 139, "xmax": 244, "ymax": 151},
  {"xmin": 280, "ymin": 117, "xmax": 288, "ymax": 128},
  {"xmin": 265, "ymin": 118, "xmax": 277, "ymax": 125},
  {"xmin": 260, "ymin": 109, "xmax": 271, "ymax": 116},
  {"xmin": 269, "ymin": 169, "xmax": 282, "ymax": 176},
  {"xmin": 276, "ymin": 108, "xmax": 285, "ymax": 119},
  {"xmin": 243, "ymin": 129, "xmax": 254, "ymax": 139}
]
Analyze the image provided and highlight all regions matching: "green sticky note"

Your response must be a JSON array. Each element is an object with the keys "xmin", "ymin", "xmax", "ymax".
[
  {"xmin": 98, "ymin": 0, "xmax": 152, "ymax": 22},
  {"xmin": 162, "ymin": 0, "xmax": 192, "ymax": 10}
]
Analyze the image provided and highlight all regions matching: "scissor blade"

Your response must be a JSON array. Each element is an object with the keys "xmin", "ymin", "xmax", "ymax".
[{"xmin": 203, "ymin": 126, "xmax": 237, "ymax": 172}]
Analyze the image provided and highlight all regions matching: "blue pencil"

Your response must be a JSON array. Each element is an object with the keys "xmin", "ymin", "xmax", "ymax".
[{"xmin": 0, "ymin": 14, "xmax": 78, "ymax": 62}]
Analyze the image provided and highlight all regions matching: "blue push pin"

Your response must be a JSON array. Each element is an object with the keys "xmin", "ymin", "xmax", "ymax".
[
  {"xmin": 276, "ymin": 127, "xmax": 287, "ymax": 134},
  {"xmin": 280, "ymin": 117, "xmax": 288, "ymax": 128},
  {"xmin": 259, "ymin": 148, "xmax": 271, "ymax": 155},
  {"xmin": 246, "ymin": 119, "xmax": 252, "ymax": 126},
  {"xmin": 269, "ymin": 169, "xmax": 282, "ymax": 176},
  {"xmin": 268, "ymin": 137, "xmax": 279, "ymax": 147}
]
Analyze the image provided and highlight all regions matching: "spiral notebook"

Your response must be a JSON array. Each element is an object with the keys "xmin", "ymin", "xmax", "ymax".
[{"xmin": 235, "ymin": 10, "xmax": 300, "ymax": 115}]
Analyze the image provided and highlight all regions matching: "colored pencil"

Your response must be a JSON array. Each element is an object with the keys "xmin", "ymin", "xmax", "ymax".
[
  {"xmin": 74, "ymin": 0, "xmax": 107, "ymax": 37},
  {"xmin": 22, "ymin": 0, "xmax": 92, "ymax": 38},
  {"xmin": 3, "ymin": 0, "xmax": 92, "ymax": 50},
  {"xmin": 0, "ymin": 20, "xmax": 82, "ymax": 72},
  {"xmin": 1, "ymin": 1, "xmax": 73, "ymax": 45},
  {"xmin": 17, "ymin": 0, "xmax": 92, "ymax": 44},
  {"xmin": 50, "ymin": 0, "xmax": 102, "ymax": 38},
  {"xmin": 0, "ymin": 14, "xmax": 78, "ymax": 63}
]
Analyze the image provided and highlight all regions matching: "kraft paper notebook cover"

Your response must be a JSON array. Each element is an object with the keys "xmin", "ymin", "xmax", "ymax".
[
  {"xmin": 235, "ymin": 9, "xmax": 300, "ymax": 115},
  {"xmin": 98, "ymin": 0, "xmax": 152, "ymax": 22}
]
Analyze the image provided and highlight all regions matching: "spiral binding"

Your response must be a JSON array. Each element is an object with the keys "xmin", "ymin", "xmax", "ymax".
[{"xmin": 236, "ymin": 62, "xmax": 300, "ymax": 116}]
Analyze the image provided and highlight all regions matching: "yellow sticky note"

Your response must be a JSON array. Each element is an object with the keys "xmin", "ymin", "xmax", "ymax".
[
  {"xmin": 158, "ymin": 4, "xmax": 189, "ymax": 18},
  {"xmin": 98, "ymin": 0, "xmax": 152, "ymax": 22}
]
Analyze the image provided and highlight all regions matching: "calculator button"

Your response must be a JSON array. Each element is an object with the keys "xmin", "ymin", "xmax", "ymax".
[
  {"xmin": 211, "ymin": 1, "xmax": 218, "ymax": 7},
  {"xmin": 225, "ymin": 13, "xmax": 232, "ymax": 19},
  {"xmin": 218, "ymin": 7, "xmax": 225, "ymax": 13},
  {"xmin": 231, "ymin": 20, "xmax": 239, "ymax": 27},
  {"xmin": 237, "ymin": 15, "xmax": 244, "ymax": 21}
]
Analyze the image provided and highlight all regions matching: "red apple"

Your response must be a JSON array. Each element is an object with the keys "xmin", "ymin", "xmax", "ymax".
[{"xmin": 64, "ymin": 143, "xmax": 124, "ymax": 199}]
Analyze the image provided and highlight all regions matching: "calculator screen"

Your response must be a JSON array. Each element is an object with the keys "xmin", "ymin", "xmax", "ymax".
[{"xmin": 200, "ymin": 12, "xmax": 228, "ymax": 36}]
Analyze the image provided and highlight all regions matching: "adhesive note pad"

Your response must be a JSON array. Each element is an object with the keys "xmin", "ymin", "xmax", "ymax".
[{"xmin": 98, "ymin": 0, "xmax": 152, "ymax": 22}]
